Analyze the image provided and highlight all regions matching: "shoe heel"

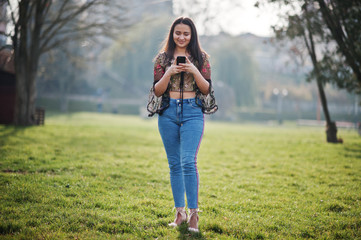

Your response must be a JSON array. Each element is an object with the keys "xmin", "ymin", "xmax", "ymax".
[
  {"xmin": 168, "ymin": 207, "xmax": 187, "ymax": 227},
  {"xmin": 187, "ymin": 209, "xmax": 200, "ymax": 233}
]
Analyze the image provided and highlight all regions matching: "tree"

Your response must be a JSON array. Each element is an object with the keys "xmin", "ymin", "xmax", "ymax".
[
  {"xmin": 259, "ymin": 0, "xmax": 345, "ymax": 143},
  {"xmin": 301, "ymin": 2, "xmax": 339, "ymax": 143},
  {"xmin": 316, "ymin": 0, "xmax": 361, "ymax": 93},
  {"xmin": 3, "ymin": 0, "xmax": 129, "ymax": 125}
]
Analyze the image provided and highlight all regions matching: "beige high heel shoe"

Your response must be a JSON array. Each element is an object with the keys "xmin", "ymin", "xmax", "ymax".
[
  {"xmin": 168, "ymin": 207, "xmax": 188, "ymax": 227},
  {"xmin": 188, "ymin": 208, "xmax": 200, "ymax": 233}
]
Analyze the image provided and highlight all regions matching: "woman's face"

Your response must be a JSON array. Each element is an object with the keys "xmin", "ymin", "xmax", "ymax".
[{"xmin": 173, "ymin": 23, "xmax": 191, "ymax": 49}]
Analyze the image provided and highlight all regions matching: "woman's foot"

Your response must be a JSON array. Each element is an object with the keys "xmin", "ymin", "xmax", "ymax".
[
  {"xmin": 168, "ymin": 207, "xmax": 187, "ymax": 227},
  {"xmin": 188, "ymin": 208, "xmax": 199, "ymax": 233}
]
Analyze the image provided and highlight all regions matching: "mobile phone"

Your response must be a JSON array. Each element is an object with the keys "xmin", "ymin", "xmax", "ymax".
[{"xmin": 177, "ymin": 56, "xmax": 186, "ymax": 65}]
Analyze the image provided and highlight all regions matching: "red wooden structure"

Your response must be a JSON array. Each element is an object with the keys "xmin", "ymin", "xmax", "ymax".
[{"xmin": 0, "ymin": 69, "xmax": 16, "ymax": 124}]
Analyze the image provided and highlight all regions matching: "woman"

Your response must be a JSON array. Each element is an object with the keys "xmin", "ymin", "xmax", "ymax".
[{"xmin": 150, "ymin": 16, "xmax": 217, "ymax": 233}]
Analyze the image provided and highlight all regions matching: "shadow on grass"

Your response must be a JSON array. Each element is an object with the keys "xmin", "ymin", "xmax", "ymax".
[
  {"xmin": 177, "ymin": 222, "xmax": 205, "ymax": 240},
  {"xmin": 0, "ymin": 125, "xmax": 27, "ymax": 147},
  {"xmin": 0, "ymin": 125, "xmax": 35, "ymax": 173},
  {"xmin": 344, "ymin": 145, "xmax": 361, "ymax": 158}
]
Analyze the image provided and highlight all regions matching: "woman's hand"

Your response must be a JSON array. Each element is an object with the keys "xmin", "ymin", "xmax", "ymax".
[
  {"xmin": 179, "ymin": 57, "xmax": 199, "ymax": 75},
  {"xmin": 167, "ymin": 59, "xmax": 185, "ymax": 76},
  {"xmin": 179, "ymin": 56, "xmax": 210, "ymax": 95}
]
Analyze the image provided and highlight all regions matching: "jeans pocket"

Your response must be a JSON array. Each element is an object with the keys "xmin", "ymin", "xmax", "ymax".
[{"xmin": 187, "ymin": 101, "xmax": 202, "ymax": 110}]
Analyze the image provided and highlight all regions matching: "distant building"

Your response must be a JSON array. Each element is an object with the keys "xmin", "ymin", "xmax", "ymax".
[
  {"xmin": 0, "ymin": 46, "xmax": 15, "ymax": 125},
  {"xmin": 0, "ymin": 2, "xmax": 15, "ymax": 125}
]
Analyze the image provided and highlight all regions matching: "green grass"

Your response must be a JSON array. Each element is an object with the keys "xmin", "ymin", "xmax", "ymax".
[{"xmin": 0, "ymin": 113, "xmax": 360, "ymax": 239}]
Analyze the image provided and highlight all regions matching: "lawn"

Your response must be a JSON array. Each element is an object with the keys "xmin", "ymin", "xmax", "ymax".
[{"xmin": 0, "ymin": 113, "xmax": 360, "ymax": 239}]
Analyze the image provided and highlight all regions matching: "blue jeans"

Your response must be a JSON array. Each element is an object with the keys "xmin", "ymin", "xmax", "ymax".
[{"xmin": 158, "ymin": 98, "xmax": 204, "ymax": 209}]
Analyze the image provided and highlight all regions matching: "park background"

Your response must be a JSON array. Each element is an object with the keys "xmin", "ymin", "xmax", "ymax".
[
  {"xmin": 0, "ymin": 0, "xmax": 360, "ymax": 239},
  {"xmin": 1, "ymin": 0, "xmax": 359, "ymax": 124},
  {"xmin": 37, "ymin": 2, "xmax": 361, "ymax": 124}
]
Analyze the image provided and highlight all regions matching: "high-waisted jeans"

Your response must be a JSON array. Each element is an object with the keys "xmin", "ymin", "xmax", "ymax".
[{"xmin": 158, "ymin": 98, "xmax": 204, "ymax": 209}]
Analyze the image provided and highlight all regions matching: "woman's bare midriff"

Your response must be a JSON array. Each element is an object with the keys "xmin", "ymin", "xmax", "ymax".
[{"xmin": 170, "ymin": 91, "xmax": 196, "ymax": 99}]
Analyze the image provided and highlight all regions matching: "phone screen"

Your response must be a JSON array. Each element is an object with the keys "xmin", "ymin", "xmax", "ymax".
[{"xmin": 177, "ymin": 56, "xmax": 186, "ymax": 65}]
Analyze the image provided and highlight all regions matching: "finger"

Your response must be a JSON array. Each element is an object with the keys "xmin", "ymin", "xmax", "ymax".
[
  {"xmin": 179, "ymin": 63, "xmax": 191, "ymax": 69},
  {"xmin": 176, "ymin": 66, "xmax": 184, "ymax": 73},
  {"xmin": 178, "ymin": 65, "xmax": 187, "ymax": 72}
]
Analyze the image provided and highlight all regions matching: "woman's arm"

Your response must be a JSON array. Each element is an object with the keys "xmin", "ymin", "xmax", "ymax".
[
  {"xmin": 154, "ymin": 70, "xmax": 172, "ymax": 97},
  {"xmin": 181, "ymin": 56, "xmax": 210, "ymax": 95},
  {"xmin": 192, "ymin": 69, "xmax": 210, "ymax": 95},
  {"xmin": 153, "ymin": 55, "xmax": 183, "ymax": 97}
]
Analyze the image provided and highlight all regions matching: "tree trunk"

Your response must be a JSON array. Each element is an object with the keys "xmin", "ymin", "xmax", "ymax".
[
  {"xmin": 13, "ymin": 2, "xmax": 32, "ymax": 125},
  {"xmin": 303, "ymin": 2, "xmax": 339, "ymax": 143},
  {"xmin": 14, "ymin": 68, "xmax": 37, "ymax": 126},
  {"xmin": 14, "ymin": 54, "xmax": 39, "ymax": 125},
  {"xmin": 316, "ymin": 79, "xmax": 338, "ymax": 143},
  {"xmin": 311, "ymin": 46, "xmax": 339, "ymax": 143},
  {"xmin": 311, "ymin": 49, "xmax": 339, "ymax": 143},
  {"xmin": 13, "ymin": 1, "xmax": 42, "ymax": 126}
]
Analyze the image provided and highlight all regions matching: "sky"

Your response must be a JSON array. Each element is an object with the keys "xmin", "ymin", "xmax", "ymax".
[
  {"xmin": 218, "ymin": 0, "xmax": 280, "ymax": 37},
  {"xmin": 172, "ymin": 0, "xmax": 288, "ymax": 37}
]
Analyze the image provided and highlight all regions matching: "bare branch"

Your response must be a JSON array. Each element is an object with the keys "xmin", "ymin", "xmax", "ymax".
[
  {"xmin": 41, "ymin": 31, "xmax": 99, "ymax": 53},
  {"xmin": 40, "ymin": 0, "xmax": 71, "ymax": 39},
  {"xmin": 40, "ymin": 1, "xmax": 97, "ymax": 53},
  {"xmin": 40, "ymin": 16, "xmax": 131, "ymax": 54},
  {"xmin": 39, "ymin": 1, "xmax": 129, "ymax": 54},
  {"xmin": 43, "ymin": 0, "xmax": 52, "ymax": 16}
]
